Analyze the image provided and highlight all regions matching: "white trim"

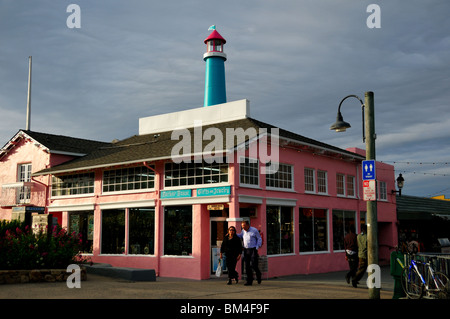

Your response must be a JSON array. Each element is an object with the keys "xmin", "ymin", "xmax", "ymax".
[
  {"xmin": 266, "ymin": 197, "xmax": 297, "ymax": 207},
  {"xmin": 161, "ymin": 195, "xmax": 229, "ymax": 206},
  {"xmin": 238, "ymin": 195, "xmax": 263, "ymax": 204},
  {"xmin": 48, "ymin": 203, "xmax": 94, "ymax": 212},
  {"xmin": 98, "ymin": 200, "xmax": 155, "ymax": 210},
  {"xmin": 1, "ymin": 182, "xmax": 33, "ymax": 189}
]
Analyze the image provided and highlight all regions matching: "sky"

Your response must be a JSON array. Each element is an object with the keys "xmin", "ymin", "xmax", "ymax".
[{"xmin": 1, "ymin": 0, "xmax": 449, "ymax": 198}]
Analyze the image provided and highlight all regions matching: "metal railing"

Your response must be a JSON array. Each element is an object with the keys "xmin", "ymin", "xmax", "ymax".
[{"xmin": 402, "ymin": 252, "xmax": 450, "ymax": 278}]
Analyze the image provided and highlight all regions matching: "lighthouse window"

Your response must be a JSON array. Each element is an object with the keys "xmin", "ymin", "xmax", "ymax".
[{"xmin": 214, "ymin": 40, "xmax": 222, "ymax": 52}]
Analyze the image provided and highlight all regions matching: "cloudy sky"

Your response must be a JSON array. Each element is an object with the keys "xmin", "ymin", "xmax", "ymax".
[{"xmin": 1, "ymin": 1, "xmax": 449, "ymax": 197}]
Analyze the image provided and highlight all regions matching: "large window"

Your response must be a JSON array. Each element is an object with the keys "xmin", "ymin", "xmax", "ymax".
[
  {"xmin": 347, "ymin": 175, "xmax": 355, "ymax": 197},
  {"xmin": 266, "ymin": 163, "xmax": 293, "ymax": 190},
  {"xmin": 165, "ymin": 161, "xmax": 228, "ymax": 187},
  {"xmin": 239, "ymin": 157, "xmax": 259, "ymax": 186},
  {"xmin": 129, "ymin": 207, "xmax": 155, "ymax": 255},
  {"xmin": 69, "ymin": 211, "xmax": 94, "ymax": 253},
  {"xmin": 103, "ymin": 166, "xmax": 155, "ymax": 193},
  {"xmin": 299, "ymin": 208, "xmax": 328, "ymax": 252},
  {"xmin": 266, "ymin": 206, "xmax": 294, "ymax": 255},
  {"xmin": 17, "ymin": 163, "xmax": 32, "ymax": 203},
  {"xmin": 52, "ymin": 173, "xmax": 94, "ymax": 196},
  {"xmin": 378, "ymin": 181, "xmax": 387, "ymax": 200},
  {"xmin": 317, "ymin": 170, "xmax": 328, "ymax": 194},
  {"xmin": 304, "ymin": 168, "xmax": 315, "ymax": 192},
  {"xmin": 337, "ymin": 174, "xmax": 356, "ymax": 197},
  {"xmin": 164, "ymin": 206, "xmax": 192, "ymax": 255},
  {"xmin": 332, "ymin": 210, "xmax": 356, "ymax": 251},
  {"xmin": 336, "ymin": 174, "xmax": 345, "ymax": 196},
  {"xmin": 101, "ymin": 209, "xmax": 125, "ymax": 254}
]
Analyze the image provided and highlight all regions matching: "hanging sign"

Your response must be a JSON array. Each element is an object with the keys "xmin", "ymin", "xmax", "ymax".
[
  {"xmin": 363, "ymin": 180, "xmax": 376, "ymax": 201},
  {"xmin": 207, "ymin": 204, "xmax": 224, "ymax": 211},
  {"xmin": 362, "ymin": 160, "xmax": 376, "ymax": 180}
]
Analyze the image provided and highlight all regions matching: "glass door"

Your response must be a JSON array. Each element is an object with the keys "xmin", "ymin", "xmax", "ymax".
[{"xmin": 211, "ymin": 217, "xmax": 228, "ymax": 273}]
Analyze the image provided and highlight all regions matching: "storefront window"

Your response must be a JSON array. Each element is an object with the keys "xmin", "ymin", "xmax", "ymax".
[
  {"xmin": 52, "ymin": 172, "xmax": 94, "ymax": 196},
  {"xmin": 332, "ymin": 210, "xmax": 356, "ymax": 251},
  {"xmin": 103, "ymin": 166, "xmax": 155, "ymax": 193},
  {"xmin": 299, "ymin": 208, "xmax": 328, "ymax": 252},
  {"xmin": 69, "ymin": 211, "xmax": 94, "ymax": 253},
  {"xmin": 101, "ymin": 209, "xmax": 125, "ymax": 254},
  {"xmin": 165, "ymin": 161, "xmax": 228, "ymax": 187},
  {"xmin": 164, "ymin": 206, "xmax": 192, "ymax": 256},
  {"xmin": 267, "ymin": 206, "xmax": 293, "ymax": 255},
  {"xmin": 129, "ymin": 207, "xmax": 155, "ymax": 255}
]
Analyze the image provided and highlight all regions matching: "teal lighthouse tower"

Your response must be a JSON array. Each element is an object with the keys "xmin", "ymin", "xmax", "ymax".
[{"xmin": 203, "ymin": 26, "xmax": 227, "ymax": 107}]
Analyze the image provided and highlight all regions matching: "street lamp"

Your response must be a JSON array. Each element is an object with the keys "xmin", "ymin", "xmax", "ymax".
[
  {"xmin": 391, "ymin": 173, "xmax": 405, "ymax": 196},
  {"xmin": 330, "ymin": 91, "xmax": 380, "ymax": 299}
]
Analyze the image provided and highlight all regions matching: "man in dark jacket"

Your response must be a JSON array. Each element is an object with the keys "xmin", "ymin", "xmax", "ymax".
[{"xmin": 344, "ymin": 225, "xmax": 358, "ymax": 285}]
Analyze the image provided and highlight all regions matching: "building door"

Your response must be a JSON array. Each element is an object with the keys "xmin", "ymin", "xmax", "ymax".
[{"xmin": 211, "ymin": 217, "xmax": 228, "ymax": 274}]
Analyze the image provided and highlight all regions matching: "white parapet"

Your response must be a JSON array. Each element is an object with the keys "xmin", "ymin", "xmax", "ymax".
[{"xmin": 139, "ymin": 99, "xmax": 250, "ymax": 135}]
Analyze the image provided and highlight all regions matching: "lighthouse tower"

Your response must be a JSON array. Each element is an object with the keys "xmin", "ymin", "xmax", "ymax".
[{"xmin": 203, "ymin": 26, "xmax": 227, "ymax": 107}]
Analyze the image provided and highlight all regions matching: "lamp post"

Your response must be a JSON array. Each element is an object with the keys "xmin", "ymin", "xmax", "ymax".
[
  {"xmin": 330, "ymin": 91, "xmax": 380, "ymax": 299},
  {"xmin": 392, "ymin": 174, "xmax": 405, "ymax": 196}
]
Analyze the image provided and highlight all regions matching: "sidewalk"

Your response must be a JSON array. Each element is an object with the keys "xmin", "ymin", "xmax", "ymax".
[{"xmin": 0, "ymin": 266, "xmax": 394, "ymax": 299}]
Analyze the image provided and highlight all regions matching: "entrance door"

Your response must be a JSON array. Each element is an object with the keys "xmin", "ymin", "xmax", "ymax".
[{"xmin": 211, "ymin": 217, "xmax": 228, "ymax": 274}]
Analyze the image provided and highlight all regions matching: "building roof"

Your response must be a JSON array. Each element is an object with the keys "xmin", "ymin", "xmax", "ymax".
[
  {"xmin": 32, "ymin": 117, "xmax": 365, "ymax": 176},
  {"xmin": 0, "ymin": 129, "xmax": 110, "ymax": 160},
  {"xmin": 204, "ymin": 30, "xmax": 226, "ymax": 44},
  {"xmin": 396, "ymin": 195, "xmax": 450, "ymax": 220}
]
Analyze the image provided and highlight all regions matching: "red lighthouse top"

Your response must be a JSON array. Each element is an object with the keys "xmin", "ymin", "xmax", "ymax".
[{"xmin": 204, "ymin": 30, "xmax": 226, "ymax": 44}]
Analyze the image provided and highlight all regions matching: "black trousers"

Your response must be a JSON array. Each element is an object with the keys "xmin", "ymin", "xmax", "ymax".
[
  {"xmin": 346, "ymin": 253, "xmax": 359, "ymax": 281},
  {"xmin": 225, "ymin": 255, "xmax": 239, "ymax": 280},
  {"xmin": 243, "ymin": 248, "xmax": 261, "ymax": 283}
]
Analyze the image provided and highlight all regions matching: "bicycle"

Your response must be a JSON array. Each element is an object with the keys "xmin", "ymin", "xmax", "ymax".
[{"xmin": 400, "ymin": 252, "xmax": 450, "ymax": 299}]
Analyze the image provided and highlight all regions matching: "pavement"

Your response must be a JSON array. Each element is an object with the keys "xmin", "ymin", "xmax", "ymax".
[{"xmin": 0, "ymin": 266, "xmax": 395, "ymax": 300}]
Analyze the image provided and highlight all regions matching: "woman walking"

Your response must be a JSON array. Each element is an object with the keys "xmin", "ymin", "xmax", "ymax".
[{"xmin": 220, "ymin": 226, "xmax": 243, "ymax": 284}]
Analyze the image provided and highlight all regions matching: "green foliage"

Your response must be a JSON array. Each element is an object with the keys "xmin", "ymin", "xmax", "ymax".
[{"xmin": 0, "ymin": 219, "xmax": 89, "ymax": 270}]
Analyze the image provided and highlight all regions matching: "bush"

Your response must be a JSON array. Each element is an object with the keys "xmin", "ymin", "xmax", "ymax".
[{"xmin": 0, "ymin": 219, "xmax": 88, "ymax": 270}]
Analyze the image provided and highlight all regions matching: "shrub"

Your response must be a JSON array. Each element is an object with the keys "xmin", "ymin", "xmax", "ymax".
[{"xmin": 0, "ymin": 219, "xmax": 89, "ymax": 270}]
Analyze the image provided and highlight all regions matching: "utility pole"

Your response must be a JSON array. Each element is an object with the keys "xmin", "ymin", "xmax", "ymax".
[
  {"xmin": 26, "ymin": 56, "xmax": 32, "ymax": 130},
  {"xmin": 365, "ymin": 91, "xmax": 379, "ymax": 299}
]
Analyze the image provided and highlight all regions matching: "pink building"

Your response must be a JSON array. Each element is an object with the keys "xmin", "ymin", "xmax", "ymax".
[{"xmin": 0, "ymin": 29, "xmax": 398, "ymax": 280}]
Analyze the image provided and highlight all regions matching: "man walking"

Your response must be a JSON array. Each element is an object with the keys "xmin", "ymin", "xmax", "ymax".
[
  {"xmin": 353, "ymin": 224, "xmax": 368, "ymax": 288},
  {"xmin": 237, "ymin": 220, "xmax": 262, "ymax": 286},
  {"xmin": 344, "ymin": 225, "xmax": 358, "ymax": 285}
]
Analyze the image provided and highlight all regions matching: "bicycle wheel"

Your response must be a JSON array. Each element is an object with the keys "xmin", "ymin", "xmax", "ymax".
[
  {"xmin": 431, "ymin": 272, "xmax": 450, "ymax": 299},
  {"xmin": 401, "ymin": 267, "xmax": 424, "ymax": 299}
]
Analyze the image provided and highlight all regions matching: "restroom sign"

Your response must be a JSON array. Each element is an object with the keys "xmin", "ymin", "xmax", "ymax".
[
  {"xmin": 362, "ymin": 160, "xmax": 376, "ymax": 180},
  {"xmin": 363, "ymin": 180, "xmax": 376, "ymax": 201}
]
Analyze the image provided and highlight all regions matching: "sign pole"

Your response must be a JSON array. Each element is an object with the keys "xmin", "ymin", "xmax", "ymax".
[{"xmin": 365, "ymin": 92, "xmax": 379, "ymax": 299}]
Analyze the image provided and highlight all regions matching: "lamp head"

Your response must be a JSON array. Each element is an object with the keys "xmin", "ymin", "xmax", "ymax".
[
  {"xmin": 396, "ymin": 173, "xmax": 405, "ymax": 189},
  {"xmin": 330, "ymin": 111, "xmax": 351, "ymax": 132}
]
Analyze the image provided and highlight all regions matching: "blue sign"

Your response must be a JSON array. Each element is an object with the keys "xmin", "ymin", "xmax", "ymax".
[
  {"xmin": 197, "ymin": 186, "xmax": 231, "ymax": 197},
  {"xmin": 362, "ymin": 160, "xmax": 376, "ymax": 180},
  {"xmin": 160, "ymin": 189, "xmax": 192, "ymax": 199}
]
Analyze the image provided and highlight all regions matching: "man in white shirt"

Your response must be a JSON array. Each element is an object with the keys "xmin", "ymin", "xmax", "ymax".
[{"xmin": 237, "ymin": 220, "xmax": 262, "ymax": 285}]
